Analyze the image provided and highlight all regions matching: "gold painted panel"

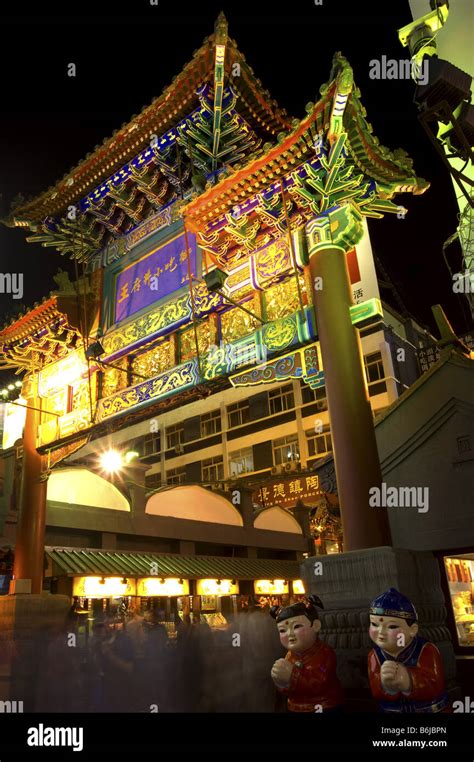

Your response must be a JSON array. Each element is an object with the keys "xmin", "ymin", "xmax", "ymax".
[
  {"xmin": 102, "ymin": 359, "xmax": 128, "ymax": 398},
  {"xmin": 101, "ymin": 292, "xmax": 189, "ymax": 357},
  {"xmin": 132, "ymin": 337, "xmax": 175, "ymax": 378},
  {"xmin": 255, "ymin": 239, "xmax": 291, "ymax": 285},
  {"xmin": 220, "ymin": 294, "xmax": 261, "ymax": 344},
  {"xmin": 47, "ymin": 388, "xmax": 68, "ymax": 416},
  {"xmin": 58, "ymin": 408, "xmax": 91, "ymax": 439},
  {"xmin": 264, "ymin": 279, "xmax": 301, "ymax": 321},
  {"xmin": 180, "ymin": 321, "xmax": 213, "ymax": 363},
  {"xmin": 72, "ymin": 380, "xmax": 90, "ymax": 413}
]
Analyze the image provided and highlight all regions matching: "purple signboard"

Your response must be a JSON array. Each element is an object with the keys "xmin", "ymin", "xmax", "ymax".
[{"xmin": 114, "ymin": 232, "xmax": 197, "ymax": 323}]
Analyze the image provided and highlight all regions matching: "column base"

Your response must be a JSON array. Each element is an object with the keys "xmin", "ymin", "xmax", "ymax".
[
  {"xmin": 301, "ymin": 546, "xmax": 459, "ymax": 711},
  {"xmin": 9, "ymin": 579, "xmax": 32, "ymax": 594}
]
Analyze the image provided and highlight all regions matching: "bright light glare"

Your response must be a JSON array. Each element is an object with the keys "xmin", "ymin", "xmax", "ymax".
[{"xmin": 99, "ymin": 450, "xmax": 123, "ymax": 473}]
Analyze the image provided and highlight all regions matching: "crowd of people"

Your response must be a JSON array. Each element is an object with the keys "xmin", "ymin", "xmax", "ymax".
[{"xmin": 30, "ymin": 603, "xmax": 286, "ymax": 713}]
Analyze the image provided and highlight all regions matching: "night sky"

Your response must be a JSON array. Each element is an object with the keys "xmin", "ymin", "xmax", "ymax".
[{"xmin": 0, "ymin": 0, "xmax": 470, "ymax": 347}]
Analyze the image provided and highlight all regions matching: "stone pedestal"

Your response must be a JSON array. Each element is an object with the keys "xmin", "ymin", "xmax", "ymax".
[
  {"xmin": 301, "ymin": 546, "xmax": 458, "ymax": 711},
  {"xmin": 0, "ymin": 593, "xmax": 70, "ymax": 711}
]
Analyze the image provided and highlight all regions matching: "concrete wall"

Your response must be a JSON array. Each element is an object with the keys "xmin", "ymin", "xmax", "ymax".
[{"xmin": 376, "ymin": 353, "xmax": 474, "ymax": 551}]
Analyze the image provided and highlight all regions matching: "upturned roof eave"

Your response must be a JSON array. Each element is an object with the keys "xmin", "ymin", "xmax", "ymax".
[
  {"xmin": 0, "ymin": 296, "xmax": 59, "ymax": 341},
  {"xmin": 184, "ymin": 82, "xmax": 429, "ymax": 231}
]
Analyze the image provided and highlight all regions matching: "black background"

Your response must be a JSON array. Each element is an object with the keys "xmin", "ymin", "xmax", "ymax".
[{"xmin": 0, "ymin": 711, "xmax": 472, "ymax": 756}]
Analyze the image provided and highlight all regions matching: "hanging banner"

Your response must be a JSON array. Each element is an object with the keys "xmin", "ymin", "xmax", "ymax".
[{"xmin": 114, "ymin": 232, "xmax": 197, "ymax": 322}]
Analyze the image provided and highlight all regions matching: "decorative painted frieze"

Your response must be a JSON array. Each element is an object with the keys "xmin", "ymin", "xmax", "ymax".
[{"xmin": 96, "ymin": 359, "xmax": 199, "ymax": 421}]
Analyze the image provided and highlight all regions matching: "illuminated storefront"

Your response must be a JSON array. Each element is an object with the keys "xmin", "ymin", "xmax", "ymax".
[
  {"xmin": 443, "ymin": 554, "xmax": 474, "ymax": 648},
  {"xmin": 46, "ymin": 547, "xmax": 303, "ymax": 630}
]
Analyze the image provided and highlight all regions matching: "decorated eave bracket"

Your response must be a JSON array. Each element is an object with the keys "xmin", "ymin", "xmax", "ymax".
[
  {"xmin": 0, "ymin": 313, "xmax": 84, "ymax": 373},
  {"xmin": 194, "ymin": 129, "xmax": 422, "ymax": 269},
  {"xmin": 20, "ymin": 79, "xmax": 262, "ymax": 262},
  {"xmin": 190, "ymin": 52, "xmax": 429, "ymax": 271}
]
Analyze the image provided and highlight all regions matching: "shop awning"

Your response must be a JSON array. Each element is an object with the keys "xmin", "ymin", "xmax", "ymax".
[{"xmin": 45, "ymin": 547, "xmax": 301, "ymax": 580}]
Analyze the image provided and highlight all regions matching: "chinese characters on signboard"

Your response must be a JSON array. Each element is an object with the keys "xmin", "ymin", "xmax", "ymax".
[
  {"xmin": 418, "ymin": 344, "xmax": 440, "ymax": 373},
  {"xmin": 254, "ymin": 474, "xmax": 322, "ymax": 509},
  {"xmin": 114, "ymin": 232, "xmax": 197, "ymax": 322},
  {"xmin": 348, "ymin": 218, "xmax": 380, "ymax": 305}
]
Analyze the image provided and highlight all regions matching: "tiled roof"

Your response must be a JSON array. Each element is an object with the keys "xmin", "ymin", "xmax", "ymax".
[
  {"xmin": 7, "ymin": 14, "xmax": 290, "ymax": 226},
  {"xmin": 45, "ymin": 546, "xmax": 301, "ymax": 580}
]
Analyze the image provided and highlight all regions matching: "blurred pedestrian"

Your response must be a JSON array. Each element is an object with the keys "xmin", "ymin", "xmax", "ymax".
[
  {"xmin": 88, "ymin": 615, "xmax": 134, "ymax": 712},
  {"xmin": 132, "ymin": 609, "xmax": 169, "ymax": 712}
]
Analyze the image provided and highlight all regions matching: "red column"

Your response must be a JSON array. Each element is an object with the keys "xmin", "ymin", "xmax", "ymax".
[
  {"xmin": 306, "ymin": 208, "xmax": 391, "ymax": 550},
  {"xmin": 12, "ymin": 397, "xmax": 48, "ymax": 594}
]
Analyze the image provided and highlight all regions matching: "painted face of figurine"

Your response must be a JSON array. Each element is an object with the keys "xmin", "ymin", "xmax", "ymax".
[
  {"xmin": 369, "ymin": 615, "xmax": 418, "ymax": 656},
  {"xmin": 277, "ymin": 614, "xmax": 321, "ymax": 654}
]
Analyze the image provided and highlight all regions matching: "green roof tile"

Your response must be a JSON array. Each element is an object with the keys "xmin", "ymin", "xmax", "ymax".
[{"xmin": 45, "ymin": 546, "xmax": 301, "ymax": 580}]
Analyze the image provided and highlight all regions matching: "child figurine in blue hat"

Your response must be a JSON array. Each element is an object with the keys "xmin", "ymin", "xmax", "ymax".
[{"xmin": 368, "ymin": 587, "xmax": 450, "ymax": 713}]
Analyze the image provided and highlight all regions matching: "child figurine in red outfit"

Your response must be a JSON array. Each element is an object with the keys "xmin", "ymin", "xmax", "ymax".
[
  {"xmin": 270, "ymin": 595, "xmax": 344, "ymax": 712},
  {"xmin": 368, "ymin": 587, "xmax": 450, "ymax": 713}
]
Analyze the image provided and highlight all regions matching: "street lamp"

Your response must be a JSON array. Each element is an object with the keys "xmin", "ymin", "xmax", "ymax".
[{"xmin": 99, "ymin": 449, "xmax": 123, "ymax": 474}]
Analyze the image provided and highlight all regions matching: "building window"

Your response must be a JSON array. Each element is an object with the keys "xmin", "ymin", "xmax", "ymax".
[
  {"xmin": 202, "ymin": 456, "xmax": 224, "ymax": 483},
  {"xmin": 272, "ymin": 435, "xmax": 300, "ymax": 466},
  {"xmin": 229, "ymin": 448, "xmax": 254, "ymax": 477},
  {"xmin": 268, "ymin": 384, "xmax": 295, "ymax": 415},
  {"xmin": 166, "ymin": 467, "xmax": 186, "ymax": 486},
  {"xmin": 201, "ymin": 410, "xmax": 222, "ymax": 438},
  {"xmin": 301, "ymin": 381, "xmax": 328, "ymax": 409},
  {"xmin": 143, "ymin": 432, "xmax": 161, "ymax": 457},
  {"xmin": 364, "ymin": 351, "xmax": 387, "ymax": 396},
  {"xmin": 364, "ymin": 351, "xmax": 385, "ymax": 383},
  {"xmin": 166, "ymin": 423, "xmax": 184, "ymax": 450},
  {"xmin": 145, "ymin": 472, "xmax": 162, "ymax": 490},
  {"xmin": 457, "ymin": 435, "xmax": 471, "ymax": 455},
  {"xmin": 306, "ymin": 427, "xmax": 333, "ymax": 458},
  {"xmin": 227, "ymin": 400, "xmax": 250, "ymax": 429}
]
